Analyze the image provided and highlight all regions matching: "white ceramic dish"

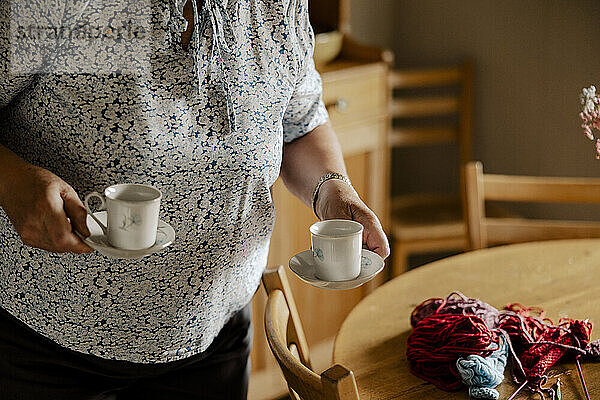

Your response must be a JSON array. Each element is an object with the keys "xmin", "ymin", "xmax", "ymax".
[
  {"xmin": 289, "ymin": 249, "xmax": 384, "ymax": 290},
  {"xmin": 77, "ymin": 211, "xmax": 175, "ymax": 259},
  {"xmin": 314, "ymin": 30, "xmax": 343, "ymax": 67}
]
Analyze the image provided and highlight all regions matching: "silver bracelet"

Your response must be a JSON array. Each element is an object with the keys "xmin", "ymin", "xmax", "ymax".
[{"xmin": 311, "ymin": 172, "xmax": 352, "ymax": 220}]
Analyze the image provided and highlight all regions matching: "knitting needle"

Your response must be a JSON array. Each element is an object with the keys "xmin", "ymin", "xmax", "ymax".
[
  {"xmin": 507, "ymin": 380, "xmax": 528, "ymax": 400},
  {"xmin": 575, "ymin": 356, "xmax": 591, "ymax": 400},
  {"xmin": 552, "ymin": 378, "xmax": 561, "ymax": 400}
]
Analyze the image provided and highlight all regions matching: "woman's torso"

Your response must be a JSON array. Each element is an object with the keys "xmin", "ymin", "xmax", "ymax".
[{"xmin": 0, "ymin": 0, "xmax": 307, "ymax": 362}]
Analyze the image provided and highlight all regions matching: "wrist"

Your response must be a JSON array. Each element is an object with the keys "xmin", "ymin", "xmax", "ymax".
[{"xmin": 313, "ymin": 173, "xmax": 354, "ymax": 220}]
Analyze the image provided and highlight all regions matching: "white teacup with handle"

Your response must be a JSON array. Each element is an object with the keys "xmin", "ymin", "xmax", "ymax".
[
  {"xmin": 84, "ymin": 184, "xmax": 162, "ymax": 250},
  {"xmin": 310, "ymin": 219, "xmax": 363, "ymax": 281}
]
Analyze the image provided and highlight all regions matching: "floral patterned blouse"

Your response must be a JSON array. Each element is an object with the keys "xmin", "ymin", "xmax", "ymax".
[{"xmin": 0, "ymin": 0, "xmax": 328, "ymax": 362}]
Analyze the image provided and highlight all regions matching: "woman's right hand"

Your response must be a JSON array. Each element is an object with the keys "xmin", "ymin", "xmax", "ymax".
[{"xmin": 0, "ymin": 157, "xmax": 93, "ymax": 254}]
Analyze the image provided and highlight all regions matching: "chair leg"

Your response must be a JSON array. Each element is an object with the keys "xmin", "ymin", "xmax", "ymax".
[{"xmin": 392, "ymin": 240, "xmax": 410, "ymax": 276}]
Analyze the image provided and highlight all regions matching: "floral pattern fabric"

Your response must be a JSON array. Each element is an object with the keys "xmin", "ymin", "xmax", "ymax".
[{"xmin": 0, "ymin": 0, "xmax": 328, "ymax": 363}]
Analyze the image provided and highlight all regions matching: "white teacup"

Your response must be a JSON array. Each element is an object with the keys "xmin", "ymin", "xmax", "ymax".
[
  {"xmin": 310, "ymin": 219, "xmax": 363, "ymax": 281},
  {"xmin": 84, "ymin": 184, "xmax": 162, "ymax": 250}
]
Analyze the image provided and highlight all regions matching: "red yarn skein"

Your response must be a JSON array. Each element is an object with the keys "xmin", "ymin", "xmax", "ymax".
[{"xmin": 406, "ymin": 313, "xmax": 499, "ymax": 391}]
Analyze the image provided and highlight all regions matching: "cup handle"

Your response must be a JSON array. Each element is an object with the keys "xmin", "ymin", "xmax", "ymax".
[{"xmin": 84, "ymin": 192, "xmax": 108, "ymax": 235}]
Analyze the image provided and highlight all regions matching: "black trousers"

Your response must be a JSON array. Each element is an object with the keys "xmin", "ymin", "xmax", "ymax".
[{"xmin": 0, "ymin": 304, "xmax": 253, "ymax": 400}]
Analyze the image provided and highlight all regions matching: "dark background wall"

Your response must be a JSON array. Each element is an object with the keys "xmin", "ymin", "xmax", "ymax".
[{"xmin": 350, "ymin": 0, "xmax": 600, "ymax": 218}]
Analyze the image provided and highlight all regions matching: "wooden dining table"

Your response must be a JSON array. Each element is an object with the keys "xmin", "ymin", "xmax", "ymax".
[{"xmin": 333, "ymin": 239, "xmax": 600, "ymax": 399}]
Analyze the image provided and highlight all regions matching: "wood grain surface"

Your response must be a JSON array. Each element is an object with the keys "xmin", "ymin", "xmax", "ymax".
[{"xmin": 334, "ymin": 239, "xmax": 600, "ymax": 399}]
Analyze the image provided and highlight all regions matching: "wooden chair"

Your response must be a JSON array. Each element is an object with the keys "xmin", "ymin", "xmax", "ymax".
[
  {"xmin": 463, "ymin": 160, "xmax": 600, "ymax": 249},
  {"xmin": 262, "ymin": 266, "xmax": 360, "ymax": 400},
  {"xmin": 389, "ymin": 61, "xmax": 473, "ymax": 275}
]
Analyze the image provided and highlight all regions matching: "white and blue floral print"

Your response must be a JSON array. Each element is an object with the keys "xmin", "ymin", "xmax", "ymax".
[{"xmin": 0, "ymin": 0, "xmax": 328, "ymax": 363}]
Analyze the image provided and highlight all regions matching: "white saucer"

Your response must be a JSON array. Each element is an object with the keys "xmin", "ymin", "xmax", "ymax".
[
  {"xmin": 77, "ymin": 211, "xmax": 175, "ymax": 259},
  {"xmin": 289, "ymin": 249, "xmax": 385, "ymax": 290}
]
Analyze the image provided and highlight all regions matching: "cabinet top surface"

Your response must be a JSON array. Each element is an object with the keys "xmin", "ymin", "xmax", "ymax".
[{"xmin": 317, "ymin": 58, "xmax": 387, "ymax": 77}]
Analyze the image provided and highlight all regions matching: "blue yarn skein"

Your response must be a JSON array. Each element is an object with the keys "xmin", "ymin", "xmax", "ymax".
[{"xmin": 456, "ymin": 334, "xmax": 509, "ymax": 399}]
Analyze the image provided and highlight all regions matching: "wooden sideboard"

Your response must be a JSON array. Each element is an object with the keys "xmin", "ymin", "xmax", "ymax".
[{"xmin": 248, "ymin": 50, "xmax": 391, "ymax": 400}]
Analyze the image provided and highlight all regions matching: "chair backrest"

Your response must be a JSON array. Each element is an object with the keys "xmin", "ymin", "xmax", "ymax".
[
  {"xmin": 388, "ymin": 60, "xmax": 473, "ymax": 166},
  {"xmin": 463, "ymin": 161, "xmax": 600, "ymax": 249},
  {"xmin": 262, "ymin": 266, "xmax": 360, "ymax": 400}
]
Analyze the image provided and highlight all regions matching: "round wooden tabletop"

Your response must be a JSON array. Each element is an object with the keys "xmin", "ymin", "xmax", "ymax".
[{"xmin": 333, "ymin": 239, "xmax": 600, "ymax": 399}]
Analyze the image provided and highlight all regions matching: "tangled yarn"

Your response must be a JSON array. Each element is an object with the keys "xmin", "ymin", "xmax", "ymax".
[
  {"xmin": 456, "ymin": 333, "xmax": 509, "ymax": 399},
  {"xmin": 513, "ymin": 319, "xmax": 590, "ymax": 384},
  {"xmin": 496, "ymin": 303, "xmax": 593, "ymax": 386},
  {"xmin": 586, "ymin": 339, "xmax": 600, "ymax": 358},
  {"xmin": 408, "ymin": 294, "xmax": 599, "ymax": 398},
  {"xmin": 496, "ymin": 305, "xmax": 550, "ymax": 351},
  {"xmin": 406, "ymin": 313, "xmax": 499, "ymax": 391},
  {"xmin": 410, "ymin": 292, "xmax": 499, "ymax": 329}
]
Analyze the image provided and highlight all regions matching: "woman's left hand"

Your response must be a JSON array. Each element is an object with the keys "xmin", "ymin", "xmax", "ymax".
[{"xmin": 316, "ymin": 180, "xmax": 390, "ymax": 259}]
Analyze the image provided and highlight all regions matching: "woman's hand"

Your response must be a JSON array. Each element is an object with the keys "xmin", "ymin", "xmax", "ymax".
[
  {"xmin": 316, "ymin": 180, "xmax": 390, "ymax": 259},
  {"xmin": 0, "ymin": 158, "xmax": 93, "ymax": 254},
  {"xmin": 280, "ymin": 122, "xmax": 389, "ymax": 259}
]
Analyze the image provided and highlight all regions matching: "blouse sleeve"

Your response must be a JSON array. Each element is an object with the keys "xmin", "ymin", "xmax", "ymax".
[{"xmin": 281, "ymin": 1, "xmax": 329, "ymax": 143}]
